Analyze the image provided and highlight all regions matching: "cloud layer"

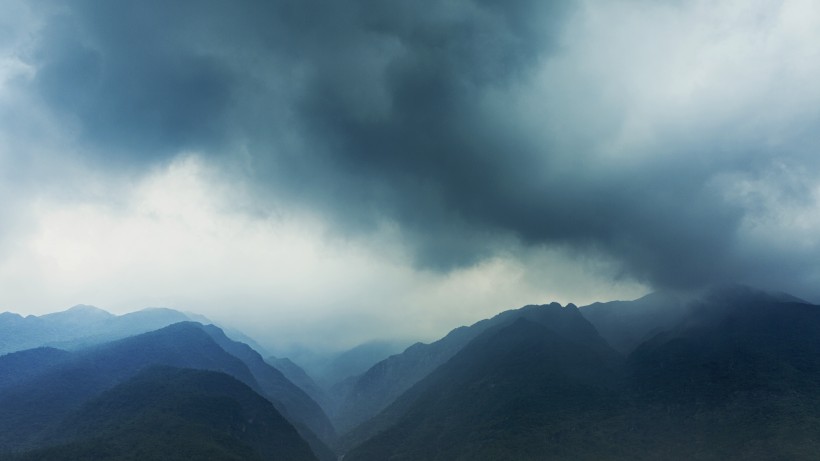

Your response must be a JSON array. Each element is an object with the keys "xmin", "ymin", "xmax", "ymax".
[{"xmin": 2, "ymin": 0, "xmax": 820, "ymax": 343}]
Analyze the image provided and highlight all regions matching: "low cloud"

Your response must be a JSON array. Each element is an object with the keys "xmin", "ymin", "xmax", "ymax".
[{"xmin": 2, "ymin": 0, "xmax": 820, "ymax": 336}]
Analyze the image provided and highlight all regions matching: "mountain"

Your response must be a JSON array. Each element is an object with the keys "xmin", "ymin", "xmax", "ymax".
[
  {"xmin": 268, "ymin": 356, "xmax": 330, "ymax": 412},
  {"xmin": 331, "ymin": 302, "xmax": 602, "ymax": 433},
  {"xmin": 579, "ymin": 291, "xmax": 689, "ymax": 354},
  {"xmin": 317, "ymin": 340, "xmax": 408, "ymax": 388},
  {"xmin": 0, "ymin": 305, "xmax": 113, "ymax": 354},
  {"xmin": 0, "ymin": 322, "xmax": 260, "ymax": 453},
  {"xmin": 6, "ymin": 366, "xmax": 317, "ymax": 461},
  {"xmin": 346, "ymin": 285, "xmax": 820, "ymax": 460},
  {"xmin": 621, "ymin": 288, "xmax": 820, "ymax": 458},
  {"xmin": 344, "ymin": 307, "xmax": 625, "ymax": 461},
  {"xmin": 0, "ymin": 306, "xmax": 193, "ymax": 354},
  {"xmin": 0, "ymin": 347, "xmax": 71, "ymax": 392},
  {"xmin": 579, "ymin": 283, "xmax": 812, "ymax": 354},
  {"xmin": 199, "ymin": 325, "xmax": 337, "ymax": 460}
]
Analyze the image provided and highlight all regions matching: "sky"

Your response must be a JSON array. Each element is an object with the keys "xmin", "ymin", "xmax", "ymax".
[{"xmin": 2, "ymin": 0, "xmax": 820, "ymax": 352}]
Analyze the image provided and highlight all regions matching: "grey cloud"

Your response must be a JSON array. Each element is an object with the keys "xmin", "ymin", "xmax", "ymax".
[{"xmin": 16, "ymin": 0, "xmax": 820, "ymax": 300}]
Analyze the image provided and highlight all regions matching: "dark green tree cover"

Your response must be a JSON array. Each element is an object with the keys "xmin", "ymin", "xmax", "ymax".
[
  {"xmin": 0, "ymin": 322, "xmax": 333, "ymax": 460},
  {"xmin": 5, "ymin": 366, "xmax": 317, "ymax": 461},
  {"xmin": 345, "ymin": 289, "xmax": 820, "ymax": 460}
]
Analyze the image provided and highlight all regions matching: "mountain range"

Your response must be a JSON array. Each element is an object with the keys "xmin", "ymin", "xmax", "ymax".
[{"xmin": 2, "ymin": 284, "xmax": 820, "ymax": 460}]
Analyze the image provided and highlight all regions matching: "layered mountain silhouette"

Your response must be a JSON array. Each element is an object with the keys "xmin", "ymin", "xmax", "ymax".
[
  {"xmin": 4, "ymin": 284, "xmax": 820, "ymax": 460},
  {"xmin": 343, "ymin": 304, "xmax": 624, "ymax": 460},
  {"xmin": 6, "ymin": 366, "xmax": 318, "ymax": 461},
  {"xmin": 341, "ymin": 285, "xmax": 820, "ymax": 460},
  {"xmin": 199, "ymin": 325, "xmax": 337, "ymax": 460},
  {"xmin": 330, "ymin": 301, "xmax": 607, "ymax": 432},
  {"xmin": 0, "ymin": 322, "xmax": 335, "ymax": 461},
  {"xmin": 0, "ymin": 305, "xmax": 209, "ymax": 355},
  {"xmin": 267, "ymin": 356, "xmax": 330, "ymax": 413}
]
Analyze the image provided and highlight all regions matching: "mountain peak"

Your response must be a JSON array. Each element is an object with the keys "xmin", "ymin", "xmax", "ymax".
[
  {"xmin": 66, "ymin": 304, "xmax": 111, "ymax": 315},
  {"xmin": 42, "ymin": 304, "xmax": 115, "ymax": 322}
]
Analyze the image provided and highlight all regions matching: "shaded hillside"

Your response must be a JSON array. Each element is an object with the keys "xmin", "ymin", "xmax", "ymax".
[
  {"xmin": 7, "ymin": 366, "xmax": 317, "ymax": 461},
  {"xmin": 621, "ymin": 295, "xmax": 820, "ymax": 459},
  {"xmin": 268, "ymin": 356, "xmax": 329, "ymax": 412},
  {"xmin": 347, "ymin": 287, "xmax": 820, "ymax": 460},
  {"xmin": 580, "ymin": 284, "xmax": 811, "ymax": 354},
  {"xmin": 345, "ymin": 315, "xmax": 625, "ymax": 461},
  {"xmin": 200, "ymin": 325, "xmax": 337, "ymax": 460},
  {"xmin": 580, "ymin": 291, "xmax": 688, "ymax": 354},
  {"xmin": 333, "ymin": 302, "xmax": 607, "ymax": 432},
  {"xmin": 0, "ymin": 322, "xmax": 258, "ymax": 453},
  {"xmin": 0, "ymin": 347, "xmax": 71, "ymax": 391}
]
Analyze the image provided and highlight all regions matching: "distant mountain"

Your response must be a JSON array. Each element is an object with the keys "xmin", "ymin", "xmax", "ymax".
[
  {"xmin": 0, "ymin": 305, "xmax": 191, "ymax": 354},
  {"xmin": 331, "ymin": 302, "xmax": 604, "ymax": 433},
  {"xmin": 7, "ymin": 366, "xmax": 318, "ymax": 461},
  {"xmin": 344, "ymin": 309, "xmax": 624, "ymax": 460},
  {"xmin": 268, "ymin": 356, "xmax": 330, "ymax": 412},
  {"xmin": 318, "ymin": 340, "xmax": 409, "ymax": 388}
]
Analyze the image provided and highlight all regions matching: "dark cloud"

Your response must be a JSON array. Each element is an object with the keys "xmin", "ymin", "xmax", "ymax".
[{"xmin": 18, "ymin": 0, "xmax": 820, "ymax": 299}]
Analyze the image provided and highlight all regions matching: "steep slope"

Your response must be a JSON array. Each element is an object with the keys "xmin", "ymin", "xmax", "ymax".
[
  {"xmin": 200, "ymin": 325, "xmax": 337, "ymax": 460},
  {"xmin": 7, "ymin": 366, "xmax": 317, "ymax": 461},
  {"xmin": 345, "ymin": 312, "xmax": 625, "ymax": 461},
  {"xmin": 333, "ymin": 302, "xmax": 607, "ymax": 432},
  {"xmin": 621, "ymin": 293, "xmax": 820, "ymax": 459},
  {"xmin": 0, "ymin": 322, "xmax": 259, "ymax": 452},
  {"xmin": 579, "ymin": 291, "xmax": 688, "ymax": 354},
  {"xmin": 346, "ymin": 287, "xmax": 820, "ymax": 460},
  {"xmin": 268, "ymin": 356, "xmax": 330, "ymax": 412}
]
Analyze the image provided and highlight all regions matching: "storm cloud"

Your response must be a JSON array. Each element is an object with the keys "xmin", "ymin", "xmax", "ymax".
[{"xmin": 6, "ymin": 0, "xmax": 820, "ymax": 305}]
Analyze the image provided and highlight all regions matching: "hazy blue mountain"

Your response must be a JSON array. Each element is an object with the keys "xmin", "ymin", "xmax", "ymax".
[
  {"xmin": 0, "ymin": 321, "xmax": 335, "ymax": 461},
  {"xmin": 0, "ymin": 347, "xmax": 71, "ymax": 392},
  {"xmin": 0, "ymin": 322, "xmax": 260, "ymax": 453},
  {"xmin": 344, "ymin": 311, "xmax": 625, "ymax": 460},
  {"xmin": 0, "ymin": 305, "xmax": 113, "ymax": 354},
  {"xmin": 6, "ymin": 366, "xmax": 318, "ymax": 461},
  {"xmin": 0, "ymin": 305, "xmax": 270, "ymax": 357},
  {"xmin": 200, "ymin": 325, "xmax": 337, "ymax": 460},
  {"xmin": 268, "ymin": 356, "xmax": 330, "ymax": 412},
  {"xmin": 319, "ymin": 340, "xmax": 409, "ymax": 388},
  {"xmin": 0, "ymin": 305, "xmax": 190, "ymax": 354},
  {"xmin": 332, "ymin": 302, "xmax": 604, "ymax": 433}
]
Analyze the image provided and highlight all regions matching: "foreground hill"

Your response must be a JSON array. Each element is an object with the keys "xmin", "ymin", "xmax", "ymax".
[
  {"xmin": 7, "ymin": 366, "xmax": 317, "ymax": 461},
  {"xmin": 0, "ymin": 322, "xmax": 334, "ymax": 460},
  {"xmin": 345, "ymin": 286, "xmax": 820, "ymax": 460}
]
